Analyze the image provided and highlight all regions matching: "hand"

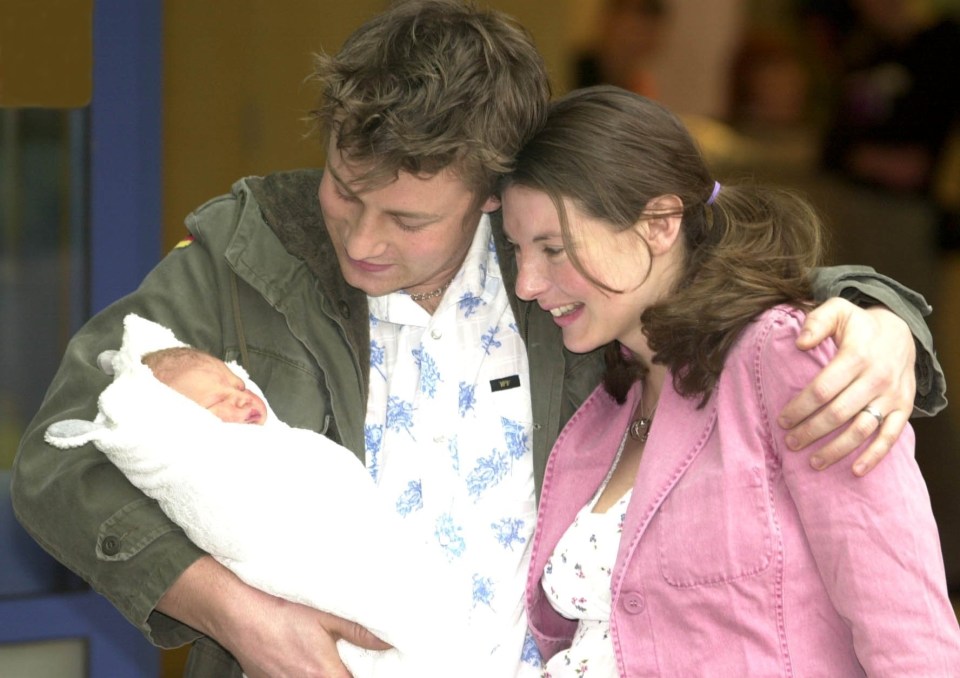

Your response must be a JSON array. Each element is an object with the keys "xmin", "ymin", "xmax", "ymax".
[
  {"xmin": 777, "ymin": 298, "xmax": 916, "ymax": 475},
  {"xmin": 159, "ymin": 557, "xmax": 389, "ymax": 677},
  {"xmin": 226, "ymin": 600, "xmax": 389, "ymax": 678}
]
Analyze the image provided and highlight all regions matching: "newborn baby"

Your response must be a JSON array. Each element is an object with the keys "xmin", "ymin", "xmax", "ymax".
[{"xmin": 45, "ymin": 314, "xmax": 500, "ymax": 678}]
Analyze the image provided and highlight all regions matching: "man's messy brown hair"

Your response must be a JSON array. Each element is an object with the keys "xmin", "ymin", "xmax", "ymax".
[{"xmin": 309, "ymin": 0, "xmax": 550, "ymax": 202}]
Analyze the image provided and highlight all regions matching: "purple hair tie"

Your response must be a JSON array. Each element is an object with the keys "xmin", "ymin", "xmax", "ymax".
[{"xmin": 706, "ymin": 180, "xmax": 721, "ymax": 206}]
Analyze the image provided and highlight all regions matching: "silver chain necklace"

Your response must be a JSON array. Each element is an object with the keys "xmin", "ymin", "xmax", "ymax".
[{"xmin": 408, "ymin": 280, "xmax": 452, "ymax": 302}]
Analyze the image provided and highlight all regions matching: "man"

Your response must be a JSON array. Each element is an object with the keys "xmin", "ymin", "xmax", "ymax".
[{"xmin": 12, "ymin": 1, "xmax": 942, "ymax": 676}]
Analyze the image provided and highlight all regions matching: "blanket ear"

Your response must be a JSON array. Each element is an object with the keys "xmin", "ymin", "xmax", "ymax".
[
  {"xmin": 97, "ymin": 350, "xmax": 118, "ymax": 376},
  {"xmin": 44, "ymin": 419, "xmax": 107, "ymax": 449}
]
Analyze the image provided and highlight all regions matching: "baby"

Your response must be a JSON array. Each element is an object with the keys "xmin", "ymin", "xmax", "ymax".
[
  {"xmin": 45, "ymin": 314, "xmax": 500, "ymax": 678},
  {"xmin": 141, "ymin": 347, "xmax": 268, "ymax": 426}
]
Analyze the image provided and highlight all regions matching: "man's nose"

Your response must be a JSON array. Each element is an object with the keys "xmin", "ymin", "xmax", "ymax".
[{"xmin": 342, "ymin": 210, "xmax": 388, "ymax": 259}]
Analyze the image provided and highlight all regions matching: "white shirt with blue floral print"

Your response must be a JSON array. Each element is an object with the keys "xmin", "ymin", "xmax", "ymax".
[{"xmin": 366, "ymin": 214, "xmax": 543, "ymax": 677}]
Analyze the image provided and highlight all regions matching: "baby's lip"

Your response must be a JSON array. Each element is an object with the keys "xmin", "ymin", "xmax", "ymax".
[{"xmin": 246, "ymin": 409, "xmax": 262, "ymax": 424}]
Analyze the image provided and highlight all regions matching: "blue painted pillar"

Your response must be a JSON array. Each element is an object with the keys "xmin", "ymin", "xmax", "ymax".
[{"xmin": 89, "ymin": 0, "xmax": 163, "ymax": 313}]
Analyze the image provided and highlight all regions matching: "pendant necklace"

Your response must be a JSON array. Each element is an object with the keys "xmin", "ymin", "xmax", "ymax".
[{"xmin": 628, "ymin": 396, "xmax": 657, "ymax": 444}]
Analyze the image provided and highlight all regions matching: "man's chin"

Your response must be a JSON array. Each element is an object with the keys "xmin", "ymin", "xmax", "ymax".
[{"xmin": 341, "ymin": 273, "xmax": 401, "ymax": 298}]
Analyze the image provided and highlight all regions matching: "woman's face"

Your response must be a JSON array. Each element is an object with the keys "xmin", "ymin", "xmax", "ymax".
[{"xmin": 501, "ymin": 184, "xmax": 658, "ymax": 355}]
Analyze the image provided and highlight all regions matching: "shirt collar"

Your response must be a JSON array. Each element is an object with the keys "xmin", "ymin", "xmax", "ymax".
[{"xmin": 368, "ymin": 213, "xmax": 497, "ymax": 326}]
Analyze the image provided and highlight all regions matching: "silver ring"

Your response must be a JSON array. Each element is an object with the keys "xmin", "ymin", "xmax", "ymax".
[{"xmin": 862, "ymin": 405, "xmax": 885, "ymax": 426}]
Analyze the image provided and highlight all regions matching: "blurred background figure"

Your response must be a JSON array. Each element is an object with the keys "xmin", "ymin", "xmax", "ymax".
[
  {"xmin": 796, "ymin": 0, "xmax": 960, "ymax": 598},
  {"xmin": 819, "ymin": 0, "xmax": 960, "ymax": 200},
  {"xmin": 569, "ymin": 0, "xmax": 748, "ymax": 120},
  {"xmin": 728, "ymin": 29, "xmax": 811, "ymax": 131},
  {"xmin": 572, "ymin": 0, "xmax": 669, "ymax": 98}
]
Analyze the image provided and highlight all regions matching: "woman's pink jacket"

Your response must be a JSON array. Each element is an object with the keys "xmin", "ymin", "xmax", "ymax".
[{"xmin": 526, "ymin": 306, "xmax": 960, "ymax": 676}]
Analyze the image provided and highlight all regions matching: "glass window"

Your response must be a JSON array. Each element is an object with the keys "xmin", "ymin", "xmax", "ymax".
[{"xmin": 0, "ymin": 108, "xmax": 88, "ymax": 468}]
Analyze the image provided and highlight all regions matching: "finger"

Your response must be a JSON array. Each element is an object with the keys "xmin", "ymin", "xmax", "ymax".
[
  {"xmin": 342, "ymin": 621, "xmax": 391, "ymax": 652},
  {"xmin": 324, "ymin": 613, "xmax": 391, "ymax": 652},
  {"xmin": 805, "ymin": 405, "xmax": 886, "ymax": 469},
  {"xmin": 850, "ymin": 409, "xmax": 909, "ymax": 476},
  {"xmin": 794, "ymin": 298, "xmax": 848, "ymax": 350},
  {"xmin": 780, "ymin": 360, "xmax": 876, "ymax": 447},
  {"xmin": 779, "ymin": 338, "xmax": 873, "ymax": 431},
  {"xmin": 778, "ymin": 368, "xmax": 849, "ymax": 433}
]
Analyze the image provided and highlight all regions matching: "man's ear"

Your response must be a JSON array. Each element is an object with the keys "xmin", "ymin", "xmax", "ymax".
[
  {"xmin": 480, "ymin": 195, "xmax": 502, "ymax": 213},
  {"xmin": 638, "ymin": 194, "xmax": 683, "ymax": 255}
]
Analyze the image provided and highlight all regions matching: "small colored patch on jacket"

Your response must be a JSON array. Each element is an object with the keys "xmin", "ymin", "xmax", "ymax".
[{"xmin": 173, "ymin": 235, "xmax": 195, "ymax": 249}]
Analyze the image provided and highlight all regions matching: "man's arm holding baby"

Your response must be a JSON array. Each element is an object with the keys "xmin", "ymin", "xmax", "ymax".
[{"xmin": 158, "ymin": 557, "xmax": 387, "ymax": 678}]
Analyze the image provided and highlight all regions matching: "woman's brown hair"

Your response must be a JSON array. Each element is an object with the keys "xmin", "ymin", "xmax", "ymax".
[{"xmin": 501, "ymin": 86, "xmax": 825, "ymax": 404}]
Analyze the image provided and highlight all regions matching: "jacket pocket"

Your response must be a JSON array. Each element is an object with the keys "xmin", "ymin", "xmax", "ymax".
[
  {"xmin": 657, "ymin": 463, "xmax": 773, "ymax": 587},
  {"xmin": 97, "ymin": 498, "xmax": 179, "ymax": 561}
]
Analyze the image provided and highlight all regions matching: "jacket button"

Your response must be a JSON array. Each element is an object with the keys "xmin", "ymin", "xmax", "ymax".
[
  {"xmin": 621, "ymin": 592, "xmax": 645, "ymax": 614},
  {"xmin": 101, "ymin": 535, "xmax": 121, "ymax": 556},
  {"xmin": 337, "ymin": 301, "xmax": 351, "ymax": 319}
]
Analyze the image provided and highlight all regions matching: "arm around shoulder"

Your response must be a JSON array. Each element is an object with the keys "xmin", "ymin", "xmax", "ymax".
[
  {"xmin": 807, "ymin": 264, "xmax": 945, "ymax": 416},
  {"xmin": 758, "ymin": 309, "xmax": 960, "ymax": 674}
]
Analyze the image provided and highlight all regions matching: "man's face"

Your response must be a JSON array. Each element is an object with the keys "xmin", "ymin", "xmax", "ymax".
[{"xmin": 318, "ymin": 143, "xmax": 500, "ymax": 298}]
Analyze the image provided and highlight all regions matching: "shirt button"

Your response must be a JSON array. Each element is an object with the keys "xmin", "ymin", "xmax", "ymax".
[
  {"xmin": 430, "ymin": 329, "xmax": 442, "ymax": 340},
  {"xmin": 621, "ymin": 592, "xmax": 645, "ymax": 614},
  {"xmin": 101, "ymin": 535, "xmax": 121, "ymax": 556}
]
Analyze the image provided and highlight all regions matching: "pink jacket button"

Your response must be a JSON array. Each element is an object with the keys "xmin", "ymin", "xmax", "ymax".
[{"xmin": 621, "ymin": 592, "xmax": 645, "ymax": 614}]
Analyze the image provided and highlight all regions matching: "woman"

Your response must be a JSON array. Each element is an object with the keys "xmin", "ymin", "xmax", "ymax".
[{"xmin": 502, "ymin": 86, "xmax": 960, "ymax": 676}]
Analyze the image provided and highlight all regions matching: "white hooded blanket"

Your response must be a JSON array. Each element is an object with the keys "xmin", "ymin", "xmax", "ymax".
[{"xmin": 44, "ymin": 314, "xmax": 499, "ymax": 677}]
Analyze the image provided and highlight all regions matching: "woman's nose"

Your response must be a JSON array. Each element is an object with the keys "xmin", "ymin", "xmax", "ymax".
[{"xmin": 515, "ymin": 257, "xmax": 547, "ymax": 301}]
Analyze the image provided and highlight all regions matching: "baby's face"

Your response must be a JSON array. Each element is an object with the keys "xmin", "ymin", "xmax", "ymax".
[{"xmin": 166, "ymin": 358, "xmax": 268, "ymax": 425}]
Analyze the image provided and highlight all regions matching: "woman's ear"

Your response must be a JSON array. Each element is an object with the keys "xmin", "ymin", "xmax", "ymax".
[
  {"xmin": 480, "ymin": 195, "xmax": 502, "ymax": 213},
  {"xmin": 638, "ymin": 194, "xmax": 683, "ymax": 255}
]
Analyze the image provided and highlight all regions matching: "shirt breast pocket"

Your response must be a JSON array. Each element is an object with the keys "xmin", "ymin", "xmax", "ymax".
[{"xmin": 657, "ymin": 461, "xmax": 773, "ymax": 587}]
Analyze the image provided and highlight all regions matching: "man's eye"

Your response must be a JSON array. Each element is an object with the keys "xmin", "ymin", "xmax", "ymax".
[
  {"xmin": 393, "ymin": 217, "xmax": 429, "ymax": 232},
  {"xmin": 335, "ymin": 186, "xmax": 359, "ymax": 202}
]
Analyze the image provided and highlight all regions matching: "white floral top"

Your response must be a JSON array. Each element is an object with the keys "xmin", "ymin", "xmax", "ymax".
[{"xmin": 540, "ymin": 485, "xmax": 631, "ymax": 677}]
